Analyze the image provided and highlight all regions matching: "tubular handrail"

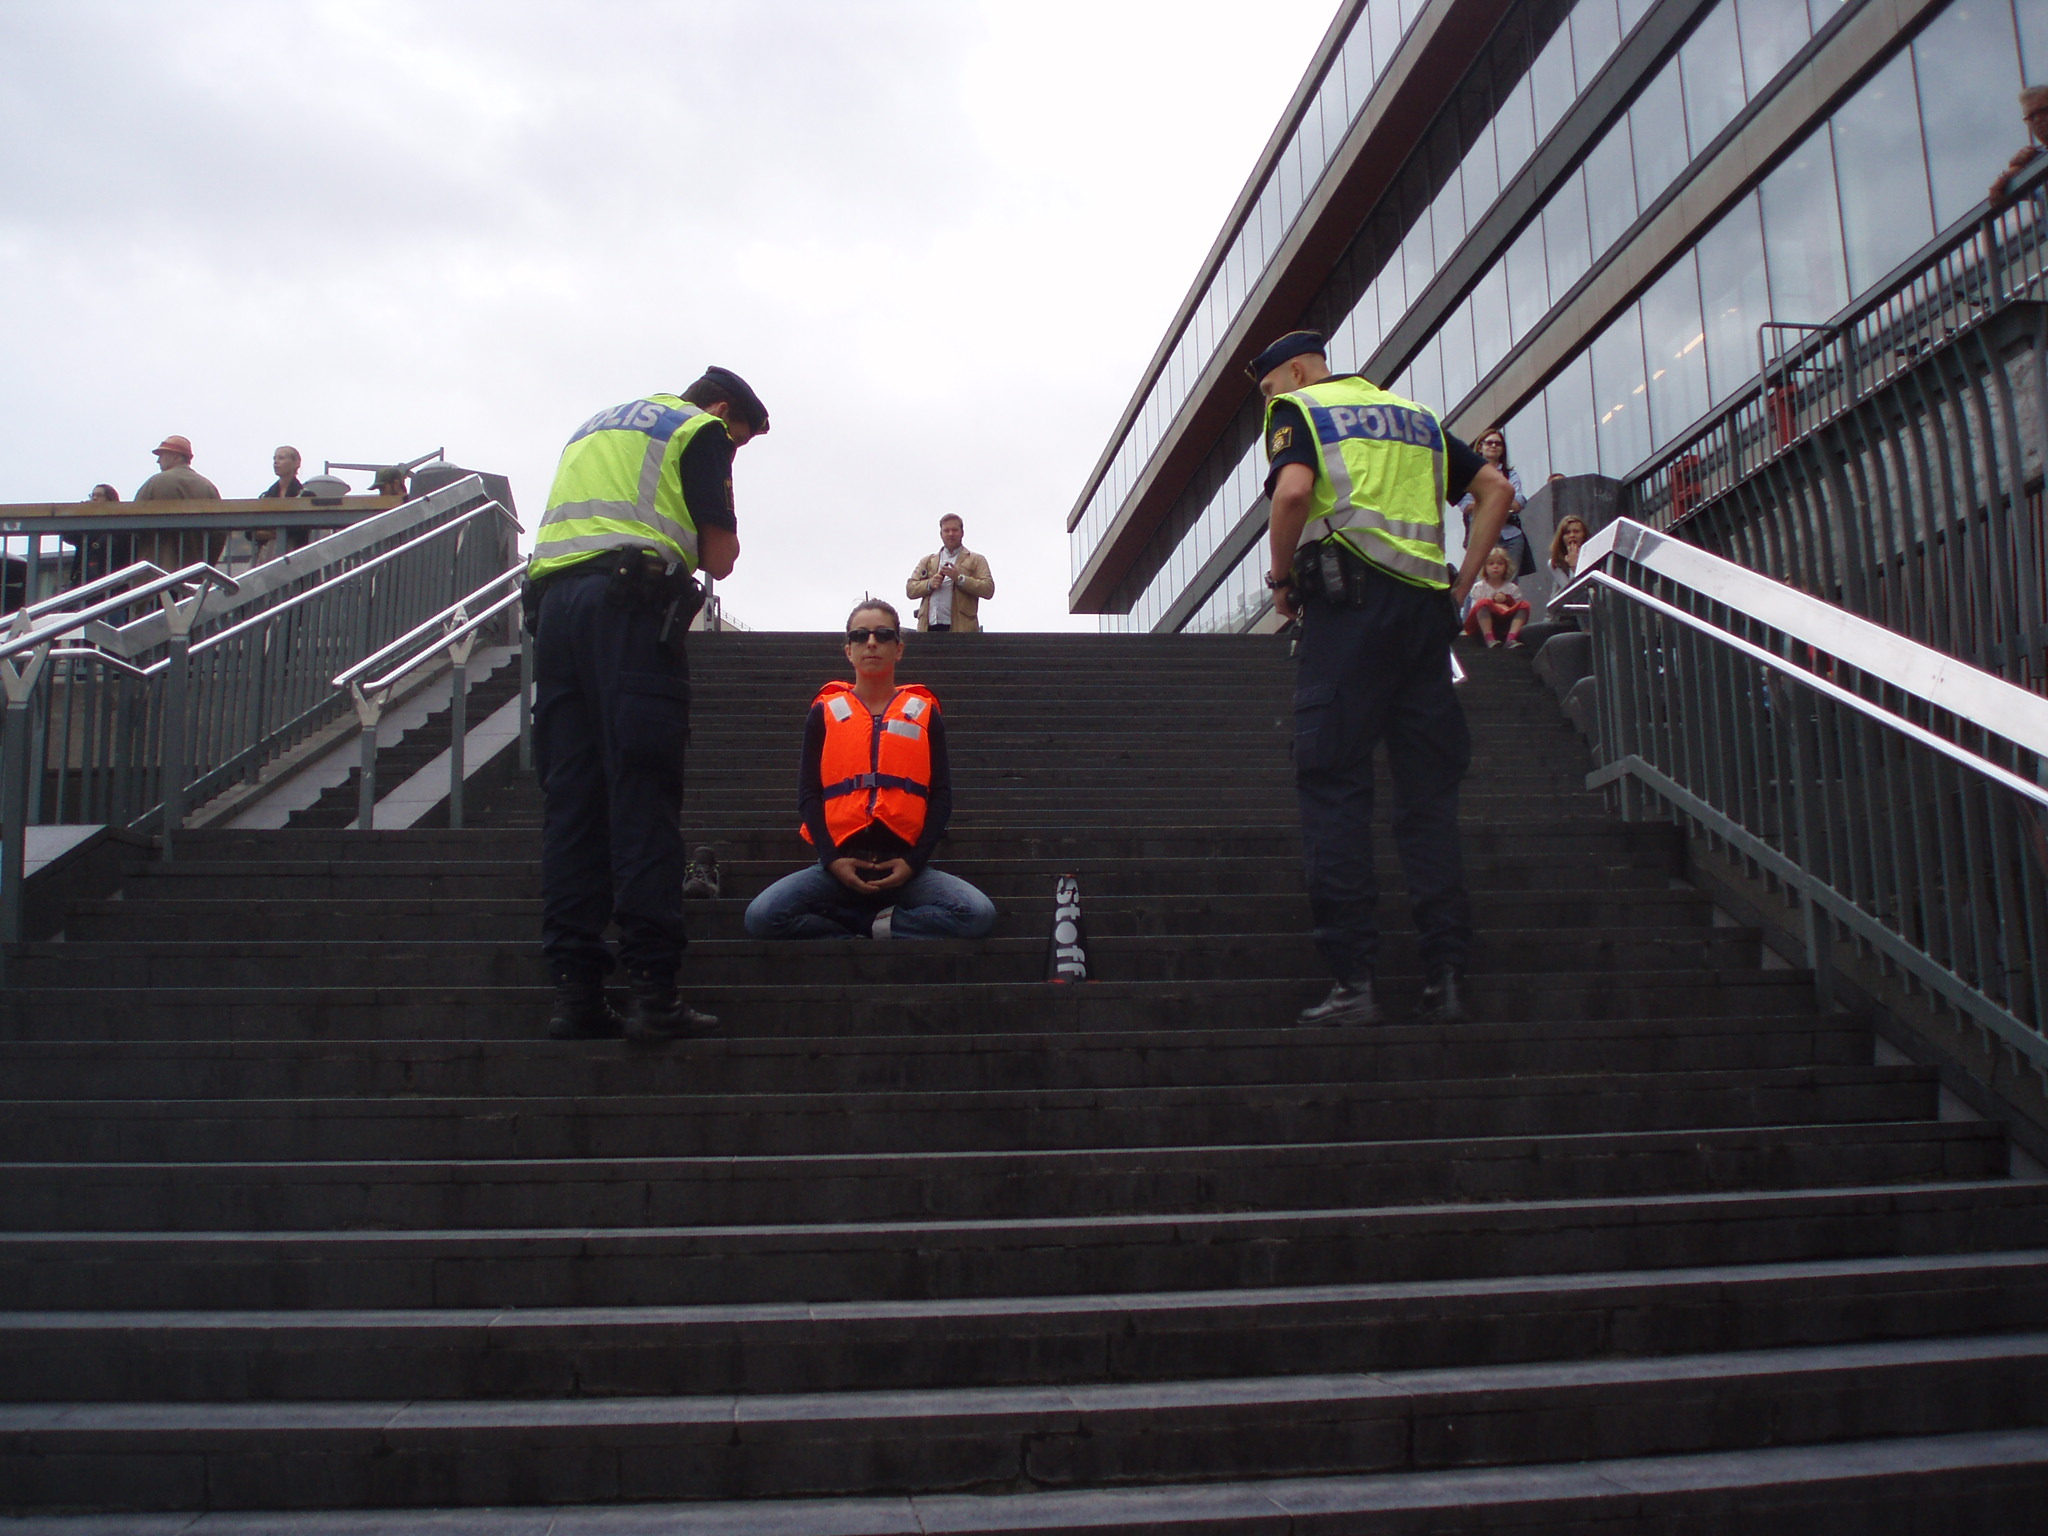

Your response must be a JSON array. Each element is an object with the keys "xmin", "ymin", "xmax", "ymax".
[
  {"xmin": 1569, "ymin": 516, "xmax": 2048, "ymax": 1077},
  {"xmin": 0, "ymin": 563, "xmax": 240, "ymax": 665},
  {"xmin": 331, "ymin": 566, "xmax": 522, "ymax": 691},
  {"xmin": 1556, "ymin": 520, "xmax": 2048, "ymax": 756},
  {"xmin": 192, "ymin": 500, "xmax": 516, "ymax": 657},
  {"xmin": 7, "ymin": 560, "xmax": 172, "ymax": 627},
  {"xmin": 358, "ymin": 587, "xmax": 522, "ymax": 696}
]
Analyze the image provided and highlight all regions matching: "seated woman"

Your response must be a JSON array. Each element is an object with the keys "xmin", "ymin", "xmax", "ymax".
[
  {"xmin": 745, "ymin": 600, "xmax": 997, "ymax": 941},
  {"xmin": 1519, "ymin": 513, "xmax": 1592, "ymax": 655},
  {"xmin": 1462, "ymin": 546, "xmax": 1531, "ymax": 648}
]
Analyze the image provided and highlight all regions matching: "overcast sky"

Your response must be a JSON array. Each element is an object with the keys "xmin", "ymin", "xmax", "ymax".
[{"xmin": 0, "ymin": 0, "xmax": 1340, "ymax": 631}]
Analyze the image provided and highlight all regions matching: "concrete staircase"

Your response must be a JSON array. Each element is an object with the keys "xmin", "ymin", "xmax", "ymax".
[{"xmin": 3, "ymin": 631, "xmax": 2046, "ymax": 1531}]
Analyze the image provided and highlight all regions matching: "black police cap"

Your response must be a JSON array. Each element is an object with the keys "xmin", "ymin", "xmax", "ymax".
[
  {"xmin": 701, "ymin": 365, "xmax": 769, "ymax": 433},
  {"xmin": 1245, "ymin": 330, "xmax": 1328, "ymax": 381}
]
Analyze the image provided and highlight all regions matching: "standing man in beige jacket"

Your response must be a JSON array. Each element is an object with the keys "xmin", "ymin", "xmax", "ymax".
[{"xmin": 905, "ymin": 514, "xmax": 995, "ymax": 632}]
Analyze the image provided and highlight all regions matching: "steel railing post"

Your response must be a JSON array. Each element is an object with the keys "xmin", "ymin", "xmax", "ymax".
[
  {"xmin": 446, "ymin": 630, "xmax": 473, "ymax": 831},
  {"xmin": 518, "ymin": 628, "xmax": 534, "ymax": 772},
  {"xmin": 158, "ymin": 611, "xmax": 194, "ymax": 863},
  {"xmin": 0, "ymin": 644, "xmax": 49, "ymax": 949}
]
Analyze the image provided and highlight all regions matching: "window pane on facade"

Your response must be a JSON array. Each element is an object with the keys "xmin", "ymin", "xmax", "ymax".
[
  {"xmin": 1533, "ymin": 26, "xmax": 1578, "ymax": 141},
  {"xmin": 1433, "ymin": 175, "xmax": 1467, "ymax": 269},
  {"xmin": 1505, "ymin": 220, "xmax": 1551, "ymax": 341},
  {"xmin": 1339, "ymin": 14, "xmax": 1375, "ymax": 117},
  {"xmin": 1630, "ymin": 57, "xmax": 1690, "ymax": 206},
  {"xmin": 1591, "ymin": 303, "xmax": 1652, "ymax": 474},
  {"xmin": 1832, "ymin": 51, "xmax": 1934, "ymax": 294},
  {"xmin": 1462, "ymin": 117, "xmax": 1502, "ymax": 227},
  {"xmin": 1370, "ymin": 0, "xmax": 1404, "ymax": 81},
  {"xmin": 1619, "ymin": 0, "xmax": 1656, "ymax": 35},
  {"xmin": 1351, "ymin": 277, "xmax": 1386, "ymax": 359},
  {"xmin": 1734, "ymin": 0, "xmax": 1809, "ymax": 94},
  {"xmin": 1546, "ymin": 350, "xmax": 1599, "ymax": 478},
  {"xmin": 1681, "ymin": 1, "xmax": 1747, "ymax": 151},
  {"xmin": 1696, "ymin": 192, "xmax": 1769, "ymax": 402},
  {"xmin": 1915, "ymin": 0, "xmax": 2025, "ymax": 229},
  {"xmin": 1409, "ymin": 333, "xmax": 1446, "ymax": 411},
  {"xmin": 1640, "ymin": 250, "xmax": 1710, "ymax": 446},
  {"xmin": 1495, "ymin": 73, "xmax": 1538, "ymax": 183},
  {"xmin": 1760, "ymin": 129, "xmax": 1849, "ymax": 322},
  {"xmin": 1584, "ymin": 117, "xmax": 1640, "ymax": 255},
  {"xmin": 1572, "ymin": 0, "xmax": 1623, "ymax": 85},
  {"xmin": 1544, "ymin": 167, "xmax": 1594, "ymax": 298},
  {"xmin": 1505, "ymin": 390, "xmax": 1551, "ymax": 487},
  {"xmin": 1470, "ymin": 260, "xmax": 1512, "ymax": 377},
  {"xmin": 1403, "ymin": 214, "xmax": 1437, "ymax": 313},
  {"xmin": 1440, "ymin": 299, "xmax": 1479, "ymax": 407}
]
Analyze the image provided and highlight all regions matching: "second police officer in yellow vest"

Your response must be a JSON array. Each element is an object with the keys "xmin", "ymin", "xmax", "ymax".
[
  {"xmin": 524, "ymin": 366, "xmax": 768, "ymax": 1041},
  {"xmin": 1253, "ymin": 330, "xmax": 1515, "ymax": 1028}
]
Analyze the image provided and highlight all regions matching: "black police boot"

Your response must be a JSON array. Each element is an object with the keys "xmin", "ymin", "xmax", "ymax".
[
  {"xmin": 1417, "ymin": 967, "xmax": 1472, "ymax": 1024},
  {"xmin": 624, "ymin": 970, "xmax": 719, "ymax": 1040},
  {"xmin": 545, "ymin": 976, "xmax": 623, "ymax": 1040},
  {"xmin": 681, "ymin": 846, "xmax": 721, "ymax": 900},
  {"xmin": 1296, "ymin": 978, "xmax": 1383, "ymax": 1027}
]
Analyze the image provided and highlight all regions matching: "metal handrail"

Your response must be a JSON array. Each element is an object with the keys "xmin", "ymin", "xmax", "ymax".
[
  {"xmin": 0, "ymin": 562, "xmax": 239, "ymax": 665},
  {"xmin": 7, "ymin": 560, "xmax": 172, "ymax": 627},
  {"xmin": 1569, "ymin": 517, "xmax": 2048, "ymax": 1076},
  {"xmin": 331, "ymin": 563, "xmax": 525, "ymax": 831}
]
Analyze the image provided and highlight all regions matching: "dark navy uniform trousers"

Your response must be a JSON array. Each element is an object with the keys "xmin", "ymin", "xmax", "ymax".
[
  {"xmin": 533, "ymin": 567, "xmax": 691, "ymax": 982},
  {"xmin": 1292, "ymin": 568, "xmax": 1472, "ymax": 983}
]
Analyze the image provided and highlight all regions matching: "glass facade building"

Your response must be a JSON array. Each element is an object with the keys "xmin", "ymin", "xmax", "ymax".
[{"xmin": 1071, "ymin": 0, "xmax": 2048, "ymax": 633}]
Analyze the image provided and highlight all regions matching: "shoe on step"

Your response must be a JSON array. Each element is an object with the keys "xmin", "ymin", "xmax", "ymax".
[
  {"xmin": 1297, "ymin": 979, "xmax": 1383, "ymax": 1027},
  {"xmin": 545, "ymin": 977, "xmax": 623, "ymax": 1040},
  {"xmin": 681, "ymin": 846, "xmax": 722, "ymax": 900},
  {"xmin": 624, "ymin": 971, "xmax": 718, "ymax": 1040},
  {"xmin": 1417, "ymin": 967, "xmax": 1471, "ymax": 1024}
]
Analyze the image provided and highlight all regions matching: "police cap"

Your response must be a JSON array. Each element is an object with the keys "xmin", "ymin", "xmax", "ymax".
[
  {"xmin": 1245, "ymin": 330, "xmax": 1327, "ymax": 382},
  {"xmin": 700, "ymin": 365, "xmax": 770, "ymax": 434}
]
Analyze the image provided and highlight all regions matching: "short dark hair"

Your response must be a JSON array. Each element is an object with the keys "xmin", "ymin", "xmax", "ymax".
[
  {"xmin": 682, "ymin": 373, "xmax": 769, "ymax": 432},
  {"xmin": 845, "ymin": 598, "xmax": 902, "ymax": 632},
  {"xmin": 938, "ymin": 514, "xmax": 963, "ymax": 528}
]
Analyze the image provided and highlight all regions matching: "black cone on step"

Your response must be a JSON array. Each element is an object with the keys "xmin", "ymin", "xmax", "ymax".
[{"xmin": 1046, "ymin": 873, "xmax": 1089, "ymax": 982}]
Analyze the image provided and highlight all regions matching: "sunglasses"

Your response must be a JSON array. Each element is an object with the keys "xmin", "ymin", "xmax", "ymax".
[{"xmin": 847, "ymin": 627, "xmax": 900, "ymax": 645}]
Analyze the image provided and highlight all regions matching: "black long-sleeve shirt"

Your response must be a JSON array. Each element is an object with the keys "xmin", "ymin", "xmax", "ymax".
[{"xmin": 797, "ymin": 700, "xmax": 952, "ymax": 871}]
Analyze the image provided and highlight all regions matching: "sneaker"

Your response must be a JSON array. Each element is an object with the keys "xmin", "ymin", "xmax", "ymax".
[
  {"xmin": 1505, "ymin": 636, "xmax": 1524, "ymax": 650},
  {"xmin": 545, "ymin": 978, "xmax": 624, "ymax": 1040},
  {"xmin": 870, "ymin": 906, "xmax": 896, "ymax": 940},
  {"xmin": 1483, "ymin": 635, "xmax": 1501, "ymax": 648},
  {"xmin": 1417, "ymin": 967, "xmax": 1471, "ymax": 1024},
  {"xmin": 1296, "ymin": 980, "xmax": 1383, "ymax": 1027},
  {"xmin": 681, "ymin": 846, "xmax": 721, "ymax": 900},
  {"xmin": 623, "ymin": 971, "xmax": 718, "ymax": 1040}
]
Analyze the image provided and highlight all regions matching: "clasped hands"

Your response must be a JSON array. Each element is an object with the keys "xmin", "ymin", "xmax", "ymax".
[{"xmin": 829, "ymin": 856, "xmax": 913, "ymax": 894}]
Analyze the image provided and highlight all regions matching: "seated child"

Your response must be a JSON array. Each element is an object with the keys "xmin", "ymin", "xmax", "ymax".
[
  {"xmin": 744, "ymin": 600, "xmax": 997, "ymax": 941},
  {"xmin": 1463, "ymin": 546, "xmax": 1531, "ymax": 648}
]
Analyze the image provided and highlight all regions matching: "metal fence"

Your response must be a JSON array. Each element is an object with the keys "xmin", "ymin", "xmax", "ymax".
[
  {"xmin": 1628, "ymin": 157, "xmax": 2048, "ymax": 692},
  {"xmin": 0, "ymin": 475, "xmax": 518, "ymax": 871},
  {"xmin": 1567, "ymin": 518, "xmax": 2048, "ymax": 1079}
]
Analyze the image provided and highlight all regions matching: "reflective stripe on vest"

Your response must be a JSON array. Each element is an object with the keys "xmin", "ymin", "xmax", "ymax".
[
  {"xmin": 799, "ymin": 681, "xmax": 939, "ymax": 849},
  {"xmin": 1265, "ymin": 378, "xmax": 1450, "ymax": 589},
  {"xmin": 528, "ymin": 395, "xmax": 717, "ymax": 581}
]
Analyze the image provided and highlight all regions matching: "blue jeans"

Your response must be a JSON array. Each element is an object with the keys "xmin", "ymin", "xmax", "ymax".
[{"xmin": 744, "ymin": 864, "xmax": 997, "ymax": 940}]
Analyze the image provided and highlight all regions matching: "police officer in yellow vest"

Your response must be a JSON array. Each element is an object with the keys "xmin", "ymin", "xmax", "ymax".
[
  {"xmin": 1253, "ymin": 331, "xmax": 1513, "ymax": 1028},
  {"xmin": 525, "ymin": 366, "xmax": 767, "ymax": 1041}
]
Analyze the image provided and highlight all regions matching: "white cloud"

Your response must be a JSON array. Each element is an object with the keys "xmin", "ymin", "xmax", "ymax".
[{"xmin": 0, "ymin": 0, "xmax": 1338, "ymax": 630}]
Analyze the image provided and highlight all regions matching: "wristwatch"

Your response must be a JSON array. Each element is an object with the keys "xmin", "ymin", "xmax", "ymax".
[{"xmin": 1263, "ymin": 571, "xmax": 1295, "ymax": 590}]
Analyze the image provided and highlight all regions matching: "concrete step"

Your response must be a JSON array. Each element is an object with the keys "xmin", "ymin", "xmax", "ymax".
[
  {"xmin": 0, "ymin": 969, "xmax": 1825, "ymax": 1041},
  {"xmin": 8, "ymin": 1249, "xmax": 2039, "ymax": 1402},
  {"xmin": 0, "ymin": 1064, "xmax": 1940, "ymax": 1165},
  {"xmin": 0, "ymin": 928, "xmax": 1768, "ymax": 988},
  {"xmin": 58, "ymin": 886, "xmax": 1721, "ymax": 942},
  {"xmin": 4, "ymin": 1179, "xmax": 2044, "ymax": 1312},
  {"xmin": 1, "ymin": 1122, "xmax": 2001, "ymax": 1232},
  {"xmin": 0, "ymin": 1014, "xmax": 1867, "ymax": 1100},
  {"xmin": 6, "ymin": 1333, "xmax": 2047, "ymax": 1511}
]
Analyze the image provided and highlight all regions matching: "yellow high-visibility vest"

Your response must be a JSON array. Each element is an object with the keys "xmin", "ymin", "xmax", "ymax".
[
  {"xmin": 1264, "ymin": 376, "xmax": 1449, "ymax": 589},
  {"xmin": 528, "ymin": 395, "xmax": 723, "ymax": 581}
]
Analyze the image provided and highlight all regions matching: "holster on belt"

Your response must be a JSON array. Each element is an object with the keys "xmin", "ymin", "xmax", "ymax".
[{"xmin": 1292, "ymin": 537, "xmax": 1374, "ymax": 608}]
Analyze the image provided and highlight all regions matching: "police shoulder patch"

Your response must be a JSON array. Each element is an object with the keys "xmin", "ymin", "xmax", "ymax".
[{"xmin": 1269, "ymin": 425, "xmax": 1293, "ymax": 453}]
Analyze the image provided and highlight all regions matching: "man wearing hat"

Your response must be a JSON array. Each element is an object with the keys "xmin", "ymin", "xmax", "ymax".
[
  {"xmin": 524, "ymin": 368, "xmax": 768, "ymax": 1042},
  {"xmin": 1251, "ymin": 330, "xmax": 1513, "ymax": 1029},
  {"xmin": 134, "ymin": 435, "xmax": 224, "ymax": 569}
]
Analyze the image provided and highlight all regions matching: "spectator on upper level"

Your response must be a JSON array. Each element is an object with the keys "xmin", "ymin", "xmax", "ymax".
[
  {"xmin": 372, "ymin": 465, "xmax": 410, "ymax": 500},
  {"xmin": 1517, "ymin": 513, "xmax": 1593, "ymax": 656},
  {"xmin": 1462, "ymin": 547, "xmax": 1531, "ymax": 649},
  {"xmin": 247, "ymin": 445, "xmax": 306, "ymax": 565},
  {"xmin": 88, "ymin": 484, "xmax": 119, "ymax": 504},
  {"xmin": 1457, "ymin": 426, "xmax": 1531, "ymax": 576},
  {"xmin": 134, "ymin": 436, "xmax": 220, "ymax": 503},
  {"xmin": 73, "ymin": 485, "xmax": 133, "ymax": 586},
  {"xmin": 906, "ymin": 515, "xmax": 995, "ymax": 632},
  {"xmin": 1989, "ymin": 85, "xmax": 2048, "ymax": 211}
]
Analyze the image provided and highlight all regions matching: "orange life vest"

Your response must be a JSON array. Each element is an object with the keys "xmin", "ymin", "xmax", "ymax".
[{"xmin": 799, "ymin": 680, "xmax": 938, "ymax": 849}]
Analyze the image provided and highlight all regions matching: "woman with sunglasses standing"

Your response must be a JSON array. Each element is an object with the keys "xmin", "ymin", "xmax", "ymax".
[
  {"xmin": 744, "ymin": 600, "xmax": 997, "ymax": 941},
  {"xmin": 1456, "ymin": 428, "xmax": 1531, "ymax": 577}
]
